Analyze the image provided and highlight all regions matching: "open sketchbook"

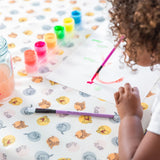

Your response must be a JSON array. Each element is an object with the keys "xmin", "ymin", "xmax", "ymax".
[{"xmin": 46, "ymin": 22, "xmax": 160, "ymax": 104}]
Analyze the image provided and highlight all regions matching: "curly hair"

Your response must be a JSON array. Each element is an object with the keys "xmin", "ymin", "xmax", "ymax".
[{"xmin": 108, "ymin": 0, "xmax": 160, "ymax": 70}]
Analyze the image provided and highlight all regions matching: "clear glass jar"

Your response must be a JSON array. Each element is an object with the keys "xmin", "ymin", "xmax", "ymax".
[{"xmin": 0, "ymin": 37, "xmax": 14, "ymax": 100}]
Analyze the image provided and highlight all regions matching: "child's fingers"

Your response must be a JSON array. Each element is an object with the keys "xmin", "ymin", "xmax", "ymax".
[
  {"xmin": 132, "ymin": 87, "xmax": 139, "ymax": 95},
  {"xmin": 114, "ymin": 92, "xmax": 120, "ymax": 104},
  {"xmin": 124, "ymin": 83, "xmax": 132, "ymax": 93},
  {"xmin": 119, "ymin": 87, "xmax": 124, "ymax": 94}
]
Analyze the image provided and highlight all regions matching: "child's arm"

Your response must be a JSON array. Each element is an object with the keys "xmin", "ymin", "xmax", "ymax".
[
  {"xmin": 118, "ymin": 115, "xmax": 143, "ymax": 160},
  {"xmin": 114, "ymin": 83, "xmax": 160, "ymax": 160}
]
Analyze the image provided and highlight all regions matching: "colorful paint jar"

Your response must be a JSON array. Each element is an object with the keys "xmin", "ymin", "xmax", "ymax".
[
  {"xmin": 63, "ymin": 17, "xmax": 74, "ymax": 32},
  {"xmin": 54, "ymin": 25, "xmax": 65, "ymax": 39},
  {"xmin": 44, "ymin": 33, "xmax": 57, "ymax": 49},
  {"xmin": 34, "ymin": 41, "xmax": 47, "ymax": 64},
  {"xmin": 24, "ymin": 50, "xmax": 38, "ymax": 73},
  {"xmin": 71, "ymin": 10, "xmax": 81, "ymax": 24}
]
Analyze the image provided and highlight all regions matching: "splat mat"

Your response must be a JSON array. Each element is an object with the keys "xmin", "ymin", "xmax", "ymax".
[{"xmin": 46, "ymin": 22, "xmax": 160, "ymax": 103}]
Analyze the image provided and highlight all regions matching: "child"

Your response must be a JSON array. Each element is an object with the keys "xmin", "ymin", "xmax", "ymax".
[{"xmin": 108, "ymin": 0, "xmax": 160, "ymax": 159}]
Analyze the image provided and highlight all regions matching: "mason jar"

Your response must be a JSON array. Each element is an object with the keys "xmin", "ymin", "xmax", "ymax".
[{"xmin": 0, "ymin": 37, "xmax": 14, "ymax": 100}]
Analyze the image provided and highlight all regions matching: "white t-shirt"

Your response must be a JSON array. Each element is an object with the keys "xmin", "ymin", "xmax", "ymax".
[{"xmin": 147, "ymin": 91, "xmax": 160, "ymax": 135}]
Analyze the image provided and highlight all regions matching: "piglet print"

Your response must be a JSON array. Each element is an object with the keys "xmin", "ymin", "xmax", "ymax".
[
  {"xmin": 75, "ymin": 130, "xmax": 91, "ymax": 139},
  {"xmin": 46, "ymin": 136, "xmax": 60, "ymax": 149},
  {"xmin": 107, "ymin": 153, "xmax": 119, "ymax": 160},
  {"xmin": 32, "ymin": 76, "xmax": 43, "ymax": 83},
  {"xmin": 13, "ymin": 121, "xmax": 28, "ymax": 129},
  {"xmin": 74, "ymin": 101, "xmax": 86, "ymax": 111},
  {"xmin": 38, "ymin": 99, "xmax": 51, "ymax": 109}
]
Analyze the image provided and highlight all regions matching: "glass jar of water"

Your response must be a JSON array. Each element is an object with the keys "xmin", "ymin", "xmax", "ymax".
[{"xmin": 0, "ymin": 37, "xmax": 14, "ymax": 100}]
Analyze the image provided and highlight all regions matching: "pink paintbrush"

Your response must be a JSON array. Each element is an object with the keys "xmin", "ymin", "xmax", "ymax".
[{"xmin": 87, "ymin": 36, "xmax": 124, "ymax": 84}]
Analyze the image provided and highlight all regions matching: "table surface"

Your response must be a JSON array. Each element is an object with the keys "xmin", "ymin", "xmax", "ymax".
[{"xmin": 0, "ymin": 0, "xmax": 159, "ymax": 160}]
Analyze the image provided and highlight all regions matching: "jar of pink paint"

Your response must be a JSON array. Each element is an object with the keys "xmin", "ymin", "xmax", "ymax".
[{"xmin": 34, "ymin": 41, "xmax": 47, "ymax": 64}]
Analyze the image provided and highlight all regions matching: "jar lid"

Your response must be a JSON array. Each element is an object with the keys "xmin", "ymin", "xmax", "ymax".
[
  {"xmin": 54, "ymin": 26, "xmax": 65, "ymax": 39},
  {"xmin": 63, "ymin": 17, "xmax": 74, "ymax": 32},
  {"xmin": 71, "ymin": 10, "xmax": 81, "ymax": 24},
  {"xmin": 24, "ymin": 50, "xmax": 37, "ymax": 65},
  {"xmin": 34, "ymin": 41, "xmax": 47, "ymax": 55},
  {"xmin": 44, "ymin": 33, "xmax": 57, "ymax": 49}
]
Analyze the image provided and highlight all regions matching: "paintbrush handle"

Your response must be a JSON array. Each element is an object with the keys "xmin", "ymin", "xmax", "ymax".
[
  {"xmin": 35, "ymin": 108, "xmax": 114, "ymax": 119},
  {"xmin": 56, "ymin": 110, "xmax": 114, "ymax": 118},
  {"xmin": 35, "ymin": 108, "xmax": 56, "ymax": 113},
  {"xmin": 101, "ymin": 36, "xmax": 124, "ymax": 67},
  {"xmin": 90, "ymin": 36, "xmax": 124, "ymax": 82},
  {"xmin": 91, "ymin": 65, "xmax": 103, "ymax": 81},
  {"xmin": 101, "ymin": 48, "xmax": 116, "ymax": 66}
]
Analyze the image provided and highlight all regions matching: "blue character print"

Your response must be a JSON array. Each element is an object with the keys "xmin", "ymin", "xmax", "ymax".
[
  {"xmin": 36, "ymin": 15, "xmax": 45, "ymax": 20},
  {"xmin": 23, "ymin": 86, "xmax": 36, "ymax": 96},
  {"xmin": 111, "ymin": 137, "xmax": 119, "ymax": 146},
  {"xmin": 95, "ymin": 17, "xmax": 105, "ymax": 22},
  {"xmin": 0, "ymin": 23, "xmax": 6, "ymax": 30},
  {"xmin": 82, "ymin": 152, "xmax": 97, "ymax": 160},
  {"xmin": 109, "ymin": 112, "xmax": 120, "ymax": 123},
  {"xmin": 56, "ymin": 122, "xmax": 71, "ymax": 134},
  {"xmin": 20, "ymin": 47, "xmax": 31, "ymax": 53},
  {"xmin": 32, "ymin": 2, "xmax": 40, "ymax": 6},
  {"xmin": 42, "ymin": 25, "xmax": 52, "ymax": 31},
  {"xmin": 63, "ymin": 42, "xmax": 74, "ymax": 48},
  {"xmin": 56, "ymin": 11, "xmax": 66, "ymax": 16},
  {"xmin": 94, "ymin": 6, "xmax": 103, "ymax": 11},
  {"xmin": 10, "ymin": 10, "xmax": 18, "ymax": 14},
  {"xmin": 0, "ymin": 120, "xmax": 6, "ymax": 129},
  {"xmin": 24, "ymin": 131, "xmax": 41, "ymax": 142},
  {"xmin": 79, "ymin": 91, "xmax": 90, "ymax": 97},
  {"xmin": 35, "ymin": 151, "xmax": 53, "ymax": 160},
  {"xmin": 20, "ymin": 106, "xmax": 34, "ymax": 115}
]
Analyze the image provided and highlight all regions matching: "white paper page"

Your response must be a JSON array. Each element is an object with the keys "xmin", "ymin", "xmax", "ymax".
[{"xmin": 46, "ymin": 23, "xmax": 160, "ymax": 103}]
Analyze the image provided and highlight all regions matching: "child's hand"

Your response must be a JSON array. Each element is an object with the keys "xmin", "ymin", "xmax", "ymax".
[{"xmin": 114, "ymin": 83, "xmax": 143, "ymax": 120}]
